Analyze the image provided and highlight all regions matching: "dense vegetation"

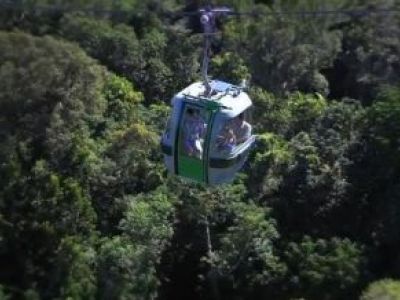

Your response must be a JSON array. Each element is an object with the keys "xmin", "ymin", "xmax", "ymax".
[{"xmin": 1, "ymin": 0, "xmax": 400, "ymax": 299}]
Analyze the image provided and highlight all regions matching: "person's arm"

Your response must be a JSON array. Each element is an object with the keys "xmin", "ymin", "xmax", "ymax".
[
  {"xmin": 237, "ymin": 123, "xmax": 251, "ymax": 144},
  {"xmin": 232, "ymin": 133, "xmax": 237, "ymax": 144},
  {"xmin": 245, "ymin": 123, "xmax": 252, "ymax": 139}
]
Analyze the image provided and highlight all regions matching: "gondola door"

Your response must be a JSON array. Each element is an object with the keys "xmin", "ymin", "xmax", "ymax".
[{"xmin": 175, "ymin": 104, "xmax": 211, "ymax": 183}]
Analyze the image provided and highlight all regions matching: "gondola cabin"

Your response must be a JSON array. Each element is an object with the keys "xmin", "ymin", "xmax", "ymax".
[{"xmin": 161, "ymin": 80, "xmax": 255, "ymax": 184}]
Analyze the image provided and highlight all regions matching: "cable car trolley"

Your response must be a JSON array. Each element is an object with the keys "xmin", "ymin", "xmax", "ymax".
[{"xmin": 161, "ymin": 6, "xmax": 255, "ymax": 184}]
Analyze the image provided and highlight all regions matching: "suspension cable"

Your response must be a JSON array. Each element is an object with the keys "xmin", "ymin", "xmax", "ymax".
[{"xmin": 1, "ymin": 1, "xmax": 400, "ymax": 17}]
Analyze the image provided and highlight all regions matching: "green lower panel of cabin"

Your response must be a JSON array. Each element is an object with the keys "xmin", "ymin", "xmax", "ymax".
[{"xmin": 177, "ymin": 155, "xmax": 205, "ymax": 182}]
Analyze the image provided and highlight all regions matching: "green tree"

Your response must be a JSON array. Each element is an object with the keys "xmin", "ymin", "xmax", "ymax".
[
  {"xmin": 246, "ymin": 132, "xmax": 293, "ymax": 199},
  {"xmin": 55, "ymin": 237, "xmax": 97, "ymax": 300},
  {"xmin": 211, "ymin": 52, "xmax": 250, "ymax": 85},
  {"xmin": 0, "ymin": 30, "xmax": 106, "ymax": 172},
  {"xmin": 344, "ymin": 86, "xmax": 400, "ymax": 277},
  {"xmin": 266, "ymin": 99, "xmax": 366, "ymax": 239},
  {"xmin": 0, "ymin": 31, "xmax": 118, "ymax": 299},
  {"xmin": 103, "ymin": 74, "xmax": 144, "ymax": 124},
  {"xmin": 224, "ymin": 5, "xmax": 341, "ymax": 96},
  {"xmin": 0, "ymin": 285, "xmax": 10, "ymax": 300},
  {"xmin": 361, "ymin": 279, "xmax": 400, "ymax": 300},
  {"xmin": 0, "ymin": 160, "xmax": 97, "ymax": 299},
  {"xmin": 60, "ymin": 14, "xmax": 199, "ymax": 104},
  {"xmin": 60, "ymin": 14, "xmax": 142, "ymax": 88},
  {"xmin": 283, "ymin": 236, "xmax": 363, "ymax": 299},
  {"xmin": 97, "ymin": 188, "xmax": 176, "ymax": 300},
  {"xmin": 210, "ymin": 201, "xmax": 285, "ymax": 299},
  {"xmin": 249, "ymin": 87, "xmax": 327, "ymax": 137},
  {"xmin": 329, "ymin": 5, "xmax": 400, "ymax": 103}
]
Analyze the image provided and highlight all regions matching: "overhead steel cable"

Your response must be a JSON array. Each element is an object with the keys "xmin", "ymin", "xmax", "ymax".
[
  {"xmin": 244, "ymin": 7, "xmax": 400, "ymax": 17},
  {"xmin": 1, "ymin": 1, "xmax": 400, "ymax": 17},
  {"xmin": 0, "ymin": 1, "xmax": 128, "ymax": 14}
]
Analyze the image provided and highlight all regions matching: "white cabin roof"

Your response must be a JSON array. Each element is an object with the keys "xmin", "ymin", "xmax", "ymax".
[{"xmin": 173, "ymin": 80, "xmax": 252, "ymax": 118}]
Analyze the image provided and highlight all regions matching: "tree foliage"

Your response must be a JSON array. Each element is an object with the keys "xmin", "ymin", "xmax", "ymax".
[
  {"xmin": 361, "ymin": 279, "xmax": 400, "ymax": 300},
  {"xmin": 283, "ymin": 236, "xmax": 363, "ymax": 299},
  {"xmin": 1, "ymin": 1, "xmax": 400, "ymax": 299}
]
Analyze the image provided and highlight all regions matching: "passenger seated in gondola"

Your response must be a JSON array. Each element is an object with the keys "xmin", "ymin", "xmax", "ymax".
[
  {"xmin": 232, "ymin": 113, "xmax": 251, "ymax": 144},
  {"xmin": 183, "ymin": 108, "xmax": 206, "ymax": 158},
  {"xmin": 216, "ymin": 128, "xmax": 237, "ymax": 152},
  {"xmin": 216, "ymin": 113, "xmax": 251, "ymax": 152}
]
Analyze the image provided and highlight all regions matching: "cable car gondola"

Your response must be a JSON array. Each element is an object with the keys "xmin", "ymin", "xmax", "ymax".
[{"xmin": 161, "ymin": 79, "xmax": 255, "ymax": 184}]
